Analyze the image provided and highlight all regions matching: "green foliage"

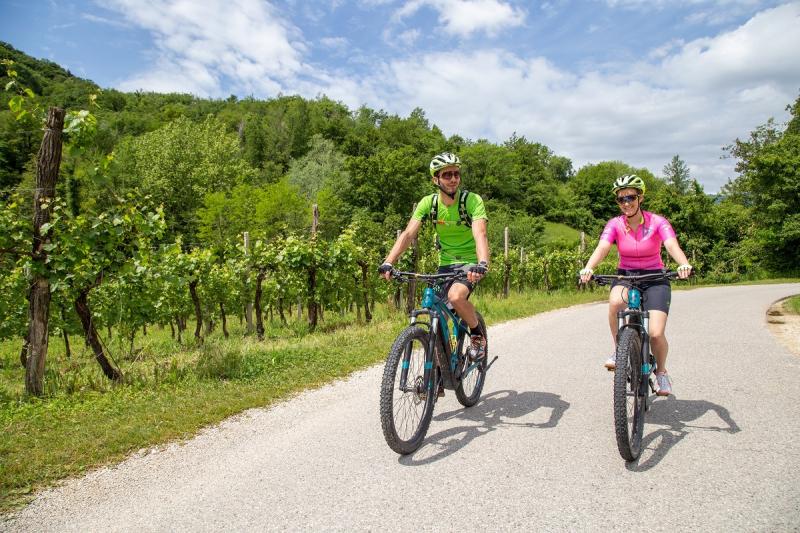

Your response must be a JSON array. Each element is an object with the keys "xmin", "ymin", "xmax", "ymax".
[
  {"xmin": 723, "ymin": 96, "xmax": 800, "ymax": 272},
  {"xmin": 112, "ymin": 116, "xmax": 256, "ymax": 242},
  {"xmin": 568, "ymin": 161, "xmax": 658, "ymax": 224},
  {"xmin": 662, "ymin": 154, "xmax": 691, "ymax": 194}
]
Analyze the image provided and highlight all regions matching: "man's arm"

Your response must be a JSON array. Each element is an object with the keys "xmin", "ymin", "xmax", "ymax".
[
  {"xmin": 468, "ymin": 218, "xmax": 489, "ymax": 283},
  {"xmin": 471, "ymin": 218, "xmax": 489, "ymax": 265},
  {"xmin": 380, "ymin": 218, "xmax": 423, "ymax": 280}
]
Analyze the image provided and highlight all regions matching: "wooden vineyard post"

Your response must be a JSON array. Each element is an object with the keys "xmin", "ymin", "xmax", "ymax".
[{"xmin": 26, "ymin": 107, "xmax": 65, "ymax": 396}]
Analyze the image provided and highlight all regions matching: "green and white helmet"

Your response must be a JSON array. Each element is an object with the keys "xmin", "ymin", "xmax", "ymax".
[
  {"xmin": 429, "ymin": 152, "xmax": 461, "ymax": 177},
  {"xmin": 612, "ymin": 174, "xmax": 646, "ymax": 194}
]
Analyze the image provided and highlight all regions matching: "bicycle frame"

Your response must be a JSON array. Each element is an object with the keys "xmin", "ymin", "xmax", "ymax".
[
  {"xmin": 392, "ymin": 270, "xmax": 479, "ymax": 396},
  {"xmin": 616, "ymin": 286, "xmax": 653, "ymax": 396},
  {"xmin": 407, "ymin": 286, "xmax": 472, "ymax": 392}
]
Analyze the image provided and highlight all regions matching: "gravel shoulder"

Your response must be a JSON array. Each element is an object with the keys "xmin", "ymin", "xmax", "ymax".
[{"xmin": 767, "ymin": 296, "xmax": 800, "ymax": 357}]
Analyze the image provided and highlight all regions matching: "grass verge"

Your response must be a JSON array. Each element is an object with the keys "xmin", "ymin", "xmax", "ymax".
[
  {"xmin": 784, "ymin": 295, "xmax": 800, "ymax": 315},
  {"xmin": 0, "ymin": 288, "xmax": 605, "ymax": 513}
]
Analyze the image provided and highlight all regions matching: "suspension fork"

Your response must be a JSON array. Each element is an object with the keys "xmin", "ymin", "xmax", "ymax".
[
  {"xmin": 639, "ymin": 311, "xmax": 653, "ymax": 397},
  {"xmin": 425, "ymin": 310, "xmax": 440, "ymax": 392},
  {"xmin": 399, "ymin": 309, "xmax": 429, "ymax": 392}
]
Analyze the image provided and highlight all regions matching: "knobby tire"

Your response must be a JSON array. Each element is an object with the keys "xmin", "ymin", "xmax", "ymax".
[
  {"xmin": 455, "ymin": 312, "xmax": 487, "ymax": 407},
  {"xmin": 379, "ymin": 325, "xmax": 436, "ymax": 454},
  {"xmin": 613, "ymin": 327, "xmax": 645, "ymax": 461}
]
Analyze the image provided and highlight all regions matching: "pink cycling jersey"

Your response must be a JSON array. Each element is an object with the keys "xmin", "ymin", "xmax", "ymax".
[{"xmin": 600, "ymin": 211, "xmax": 676, "ymax": 270}]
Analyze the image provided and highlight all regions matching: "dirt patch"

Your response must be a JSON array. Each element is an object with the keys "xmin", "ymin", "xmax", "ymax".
[{"xmin": 767, "ymin": 298, "xmax": 800, "ymax": 357}]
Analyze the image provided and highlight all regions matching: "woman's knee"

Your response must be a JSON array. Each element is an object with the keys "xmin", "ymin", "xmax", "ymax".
[{"xmin": 609, "ymin": 286, "xmax": 626, "ymax": 307}]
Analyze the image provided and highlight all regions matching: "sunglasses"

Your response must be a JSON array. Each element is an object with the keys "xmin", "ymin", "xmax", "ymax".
[
  {"xmin": 439, "ymin": 171, "xmax": 461, "ymax": 180},
  {"xmin": 616, "ymin": 194, "xmax": 640, "ymax": 204}
]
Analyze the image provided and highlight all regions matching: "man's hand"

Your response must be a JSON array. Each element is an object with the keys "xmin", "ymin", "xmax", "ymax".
[
  {"xmin": 378, "ymin": 262, "xmax": 394, "ymax": 281},
  {"xmin": 467, "ymin": 261, "xmax": 488, "ymax": 284}
]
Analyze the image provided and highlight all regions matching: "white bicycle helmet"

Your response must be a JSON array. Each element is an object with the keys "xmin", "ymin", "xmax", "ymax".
[
  {"xmin": 612, "ymin": 174, "xmax": 646, "ymax": 195},
  {"xmin": 429, "ymin": 152, "xmax": 461, "ymax": 177}
]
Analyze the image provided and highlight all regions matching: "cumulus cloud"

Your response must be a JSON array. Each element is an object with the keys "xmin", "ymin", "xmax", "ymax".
[
  {"xmin": 100, "ymin": 0, "xmax": 306, "ymax": 96},
  {"xmin": 392, "ymin": 0, "xmax": 526, "ymax": 37}
]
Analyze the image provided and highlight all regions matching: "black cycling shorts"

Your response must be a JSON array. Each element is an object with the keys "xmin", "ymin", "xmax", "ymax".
[
  {"xmin": 610, "ymin": 269, "xmax": 671, "ymax": 314},
  {"xmin": 438, "ymin": 263, "xmax": 475, "ymax": 296}
]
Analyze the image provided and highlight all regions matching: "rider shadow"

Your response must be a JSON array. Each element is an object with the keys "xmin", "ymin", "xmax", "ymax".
[
  {"xmin": 627, "ymin": 395, "xmax": 741, "ymax": 472},
  {"xmin": 399, "ymin": 390, "xmax": 570, "ymax": 466}
]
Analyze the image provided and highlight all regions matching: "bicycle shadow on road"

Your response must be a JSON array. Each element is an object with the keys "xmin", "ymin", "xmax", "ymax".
[
  {"xmin": 399, "ymin": 390, "xmax": 569, "ymax": 466},
  {"xmin": 627, "ymin": 395, "xmax": 741, "ymax": 472}
]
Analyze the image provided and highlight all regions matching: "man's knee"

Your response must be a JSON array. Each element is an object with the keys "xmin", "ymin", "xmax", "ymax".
[{"xmin": 448, "ymin": 284, "xmax": 470, "ymax": 305}]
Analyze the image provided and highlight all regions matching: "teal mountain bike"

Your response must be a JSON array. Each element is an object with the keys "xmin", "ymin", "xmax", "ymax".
[
  {"xmin": 379, "ymin": 269, "xmax": 498, "ymax": 455},
  {"xmin": 592, "ymin": 270, "xmax": 685, "ymax": 461}
]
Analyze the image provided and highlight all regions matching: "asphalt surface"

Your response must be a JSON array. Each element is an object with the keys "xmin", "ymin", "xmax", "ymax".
[{"xmin": 3, "ymin": 283, "xmax": 800, "ymax": 532}]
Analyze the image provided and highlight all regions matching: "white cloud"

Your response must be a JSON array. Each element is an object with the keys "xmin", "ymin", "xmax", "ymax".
[
  {"xmin": 320, "ymin": 36, "xmax": 348, "ymax": 50},
  {"xmin": 393, "ymin": 0, "xmax": 526, "ymax": 37},
  {"xmin": 397, "ymin": 28, "xmax": 421, "ymax": 47},
  {"xmin": 81, "ymin": 12, "xmax": 129, "ymax": 28},
  {"xmin": 99, "ymin": 0, "xmax": 306, "ymax": 96}
]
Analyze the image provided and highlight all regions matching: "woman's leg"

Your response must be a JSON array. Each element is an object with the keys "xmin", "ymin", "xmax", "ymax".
[
  {"xmin": 608, "ymin": 285, "xmax": 627, "ymax": 347},
  {"xmin": 648, "ymin": 310, "xmax": 669, "ymax": 374}
]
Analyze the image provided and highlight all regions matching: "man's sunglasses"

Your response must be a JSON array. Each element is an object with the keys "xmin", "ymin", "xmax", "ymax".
[
  {"xmin": 616, "ymin": 194, "xmax": 640, "ymax": 204},
  {"xmin": 439, "ymin": 171, "xmax": 461, "ymax": 180}
]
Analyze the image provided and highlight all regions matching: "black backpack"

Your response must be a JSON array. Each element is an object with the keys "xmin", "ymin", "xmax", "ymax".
[
  {"xmin": 428, "ymin": 189, "xmax": 473, "ymax": 228},
  {"xmin": 427, "ymin": 190, "xmax": 473, "ymax": 249}
]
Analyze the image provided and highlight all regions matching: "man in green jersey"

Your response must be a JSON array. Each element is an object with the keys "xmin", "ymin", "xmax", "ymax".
[{"xmin": 379, "ymin": 152, "xmax": 490, "ymax": 361}]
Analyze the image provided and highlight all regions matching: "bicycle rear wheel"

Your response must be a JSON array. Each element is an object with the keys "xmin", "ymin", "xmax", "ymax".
[
  {"xmin": 613, "ymin": 327, "xmax": 645, "ymax": 461},
  {"xmin": 455, "ymin": 312, "xmax": 487, "ymax": 407},
  {"xmin": 379, "ymin": 325, "xmax": 436, "ymax": 454}
]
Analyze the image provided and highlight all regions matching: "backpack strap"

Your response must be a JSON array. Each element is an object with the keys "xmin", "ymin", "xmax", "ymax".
[
  {"xmin": 428, "ymin": 193, "xmax": 438, "ymax": 225},
  {"xmin": 457, "ymin": 189, "xmax": 472, "ymax": 228},
  {"xmin": 428, "ymin": 193, "xmax": 441, "ymax": 250}
]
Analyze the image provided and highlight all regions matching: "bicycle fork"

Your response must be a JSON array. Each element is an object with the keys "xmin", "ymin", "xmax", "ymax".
[{"xmin": 397, "ymin": 310, "xmax": 434, "ymax": 396}]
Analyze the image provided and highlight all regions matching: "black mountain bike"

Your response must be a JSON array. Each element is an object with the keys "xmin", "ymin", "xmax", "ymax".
[
  {"xmin": 591, "ymin": 271, "xmax": 685, "ymax": 461},
  {"xmin": 379, "ymin": 269, "xmax": 498, "ymax": 455}
]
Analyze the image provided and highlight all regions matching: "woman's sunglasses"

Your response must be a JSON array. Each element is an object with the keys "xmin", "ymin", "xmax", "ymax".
[{"xmin": 616, "ymin": 194, "xmax": 640, "ymax": 205}]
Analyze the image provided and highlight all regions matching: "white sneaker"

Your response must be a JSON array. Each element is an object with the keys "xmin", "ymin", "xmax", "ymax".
[
  {"xmin": 604, "ymin": 355, "xmax": 616, "ymax": 371},
  {"xmin": 656, "ymin": 372, "xmax": 672, "ymax": 396}
]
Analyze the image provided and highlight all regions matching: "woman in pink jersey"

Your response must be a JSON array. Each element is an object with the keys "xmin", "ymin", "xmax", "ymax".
[{"xmin": 579, "ymin": 175, "xmax": 692, "ymax": 396}]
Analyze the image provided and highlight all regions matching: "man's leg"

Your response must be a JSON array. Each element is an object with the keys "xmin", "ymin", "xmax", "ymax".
[
  {"xmin": 448, "ymin": 282, "xmax": 478, "ymax": 329},
  {"xmin": 448, "ymin": 282, "xmax": 485, "ymax": 360}
]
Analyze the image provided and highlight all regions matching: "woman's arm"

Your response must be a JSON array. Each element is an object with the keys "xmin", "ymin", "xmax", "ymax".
[
  {"xmin": 663, "ymin": 237, "xmax": 692, "ymax": 278},
  {"xmin": 580, "ymin": 240, "xmax": 613, "ymax": 282}
]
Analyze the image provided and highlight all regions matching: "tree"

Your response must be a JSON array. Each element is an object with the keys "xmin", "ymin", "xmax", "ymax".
[
  {"xmin": 662, "ymin": 154, "xmax": 691, "ymax": 194},
  {"xmin": 568, "ymin": 161, "xmax": 658, "ymax": 223},
  {"xmin": 112, "ymin": 115, "xmax": 256, "ymax": 243},
  {"xmin": 724, "ymin": 95, "xmax": 800, "ymax": 272}
]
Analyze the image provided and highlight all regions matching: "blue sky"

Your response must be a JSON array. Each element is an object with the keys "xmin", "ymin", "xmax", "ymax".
[{"xmin": 2, "ymin": 0, "xmax": 799, "ymax": 192}]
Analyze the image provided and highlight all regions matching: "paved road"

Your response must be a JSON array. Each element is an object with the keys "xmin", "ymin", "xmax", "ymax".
[{"xmin": 3, "ymin": 284, "xmax": 800, "ymax": 532}]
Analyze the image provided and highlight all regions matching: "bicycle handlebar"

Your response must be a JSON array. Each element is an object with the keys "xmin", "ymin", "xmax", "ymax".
[
  {"xmin": 589, "ymin": 271, "xmax": 686, "ymax": 286},
  {"xmin": 390, "ymin": 268, "xmax": 469, "ymax": 284}
]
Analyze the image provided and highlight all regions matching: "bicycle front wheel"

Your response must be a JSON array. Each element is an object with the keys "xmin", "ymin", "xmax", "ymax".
[
  {"xmin": 613, "ymin": 327, "xmax": 645, "ymax": 461},
  {"xmin": 455, "ymin": 312, "xmax": 487, "ymax": 407},
  {"xmin": 379, "ymin": 325, "xmax": 436, "ymax": 454}
]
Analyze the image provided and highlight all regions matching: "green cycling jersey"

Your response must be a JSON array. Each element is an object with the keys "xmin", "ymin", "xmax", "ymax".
[{"xmin": 412, "ymin": 188, "xmax": 488, "ymax": 266}]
